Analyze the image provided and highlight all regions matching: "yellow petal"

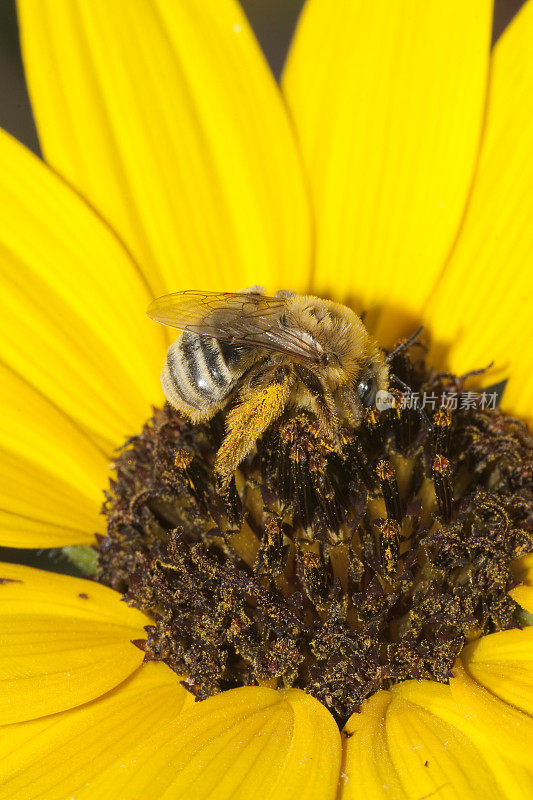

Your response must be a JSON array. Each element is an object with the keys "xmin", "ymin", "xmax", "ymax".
[
  {"xmin": 283, "ymin": 0, "xmax": 492, "ymax": 341},
  {"xmin": 423, "ymin": 1, "xmax": 533, "ymax": 421},
  {"xmin": 451, "ymin": 655, "xmax": 533, "ymax": 767},
  {"xmin": 462, "ymin": 627, "xmax": 533, "ymax": 716},
  {"xmin": 392, "ymin": 678, "xmax": 533, "ymax": 800},
  {"xmin": 340, "ymin": 692, "xmax": 406, "ymax": 799},
  {"xmin": 511, "ymin": 585, "xmax": 533, "ymax": 616},
  {"xmin": 0, "ymin": 662, "xmax": 194, "ymax": 800},
  {"xmin": 0, "ymin": 363, "xmax": 107, "ymax": 547},
  {"xmin": 0, "ymin": 562, "xmax": 149, "ymax": 723},
  {"xmin": 511, "ymin": 554, "xmax": 533, "ymax": 613},
  {"xmin": 84, "ymin": 686, "xmax": 341, "ymax": 800},
  {"xmin": 341, "ymin": 685, "xmax": 507, "ymax": 800},
  {"xmin": 18, "ymin": 0, "xmax": 311, "ymax": 298},
  {"xmin": 0, "ymin": 127, "xmax": 165, "ymax": 454}
]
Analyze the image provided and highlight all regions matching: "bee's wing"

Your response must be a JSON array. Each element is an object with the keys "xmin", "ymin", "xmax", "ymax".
[{"xmin": 147, "ymin": 290, "xmax": 323, "ymax": 363}]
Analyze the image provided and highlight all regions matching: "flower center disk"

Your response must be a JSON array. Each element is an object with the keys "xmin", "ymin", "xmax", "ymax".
[{"xmin": 98, "ymin": 351, "xmax": 533, "ymax": 726}]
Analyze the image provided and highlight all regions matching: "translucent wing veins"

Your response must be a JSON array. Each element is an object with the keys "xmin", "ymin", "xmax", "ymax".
[{"xmin": 147, "ymin": 290, "xmax": 323, "ymax": 363}]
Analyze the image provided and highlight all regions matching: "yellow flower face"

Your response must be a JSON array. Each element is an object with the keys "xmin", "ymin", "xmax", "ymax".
[{"xmin": 0, "ymin": 1, "xmax": 532, "ymax": 798}]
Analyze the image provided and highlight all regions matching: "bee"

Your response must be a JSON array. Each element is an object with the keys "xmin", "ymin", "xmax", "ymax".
[{"xmin": 147, "ymin": 287, "xmax": 389, "ymax": 482}]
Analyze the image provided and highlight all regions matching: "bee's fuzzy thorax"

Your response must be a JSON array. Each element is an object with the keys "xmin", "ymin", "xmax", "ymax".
[{"xmin": 284, "ymin": 294, "xmax": 376, "ymax": 384}]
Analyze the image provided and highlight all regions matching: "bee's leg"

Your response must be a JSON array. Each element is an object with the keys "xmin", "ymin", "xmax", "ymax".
[
  {"xmin": 308, "ymin": 387, "xmax": 343, "ymax": 453},
  {"xmin": 293, "ymin": 365, "xmax": 338, "ymax": 444},
  {"xmin": 318, "ymin": 386, "xmax": 340, "ymax": 444},
  {"xmin": 339, "ymin": 386, "xmax": 363, "ymax": 428},
  {"xmin": 215, "ymin": 368, "xmax": 294, "ymax": 483}
]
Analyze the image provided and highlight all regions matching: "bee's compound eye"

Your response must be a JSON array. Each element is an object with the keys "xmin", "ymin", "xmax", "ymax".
[
  {"xmin": 357, "ymin": 376, "xmax": 376, "ymax": 407},
  {"xmin": 321, "ymin": 353, "xmax": 330, "ymax": 366}
]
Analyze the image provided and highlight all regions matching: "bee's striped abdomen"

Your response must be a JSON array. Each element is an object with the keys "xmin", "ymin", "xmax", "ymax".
[{"xmin": 161, "ymin": 332, "xmax": 242, "ymax": 422}]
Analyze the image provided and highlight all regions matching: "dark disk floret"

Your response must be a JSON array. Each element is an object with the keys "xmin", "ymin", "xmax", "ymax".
[{"xmin": 98, "ymin": 351, "xmax": 533, "ymax": 726}]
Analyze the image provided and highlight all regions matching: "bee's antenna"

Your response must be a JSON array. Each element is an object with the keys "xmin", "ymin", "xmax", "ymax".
[
  {"xmin": 459, "ymin": 361, "xmax": 494, "ymax": 381},
  {"xmin": 390, "ymin": 373, "xmax": 433, "ymax": 434},
  {"xmin": 386, "ymin": 326, "xmax": 425, "ymax": 363}
]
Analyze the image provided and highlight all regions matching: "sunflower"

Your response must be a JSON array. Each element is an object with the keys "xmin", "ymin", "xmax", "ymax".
[{"xmin": 1, "ymin": 0, "xmax": 532, "ymax": 798}]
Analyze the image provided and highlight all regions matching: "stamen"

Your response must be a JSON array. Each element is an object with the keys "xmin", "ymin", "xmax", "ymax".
[
  {"xmin": 363, "ymin": 407, "xmax": 383, "ymax": 450},
  {"xmin": 344, "ymin": 436, "xmax": 375, "ymax": 489},
  {"xmin": 255, "ymin": 516, "xmax": 289, "ymax": 578},
  {"xmin": 432, "ymin": 407, "xmax": 452, "ymax": 459},
  {"xmin": 377, "ymin": 519, "xmax": 400, "ymax": 578},
  {"xmin": 432, "ymin": 453, "xmax": 453, "ymax": 522},
  {"xmin": 297, "ymin": 550, "xmax": 330, "ymax": 609},
  {"xmin": 376, "ymin": 459, "xmax": 402, "ymax": 523},
  {"xmin": 389, "ymin": 387, "xmax": 412, "ymax": 452}
]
